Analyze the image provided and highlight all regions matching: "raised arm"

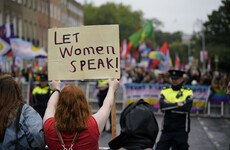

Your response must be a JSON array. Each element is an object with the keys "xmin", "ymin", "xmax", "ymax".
[
  {"xmin": 93, "ymin": 79, "xmax": 120, "ymax": 133},
  {"xmin": 43, "ymin": 80, "xmax": 61, "ymax": 124}
]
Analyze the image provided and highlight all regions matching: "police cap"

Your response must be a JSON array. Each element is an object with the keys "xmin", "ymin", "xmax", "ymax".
[
  {"xmin": 40, "ymin": 74, "xmax": 48, "ymax": 81},
  {"xmin": 168, "ymin": 69, "xmax": 185, "ymax": 79}
]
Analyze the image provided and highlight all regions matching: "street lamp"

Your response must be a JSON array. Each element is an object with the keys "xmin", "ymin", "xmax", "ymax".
[{"xmin": 193, "ymin": 19, "xmax": 207, "ymax": 74}]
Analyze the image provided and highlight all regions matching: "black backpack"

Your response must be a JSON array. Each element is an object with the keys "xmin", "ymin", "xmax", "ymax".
[{"xmin": 109, "ymin": 99, "xmax": 159, "ymax": 150}]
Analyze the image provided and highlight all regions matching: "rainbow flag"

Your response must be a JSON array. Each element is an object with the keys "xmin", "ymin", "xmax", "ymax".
[
  {"xmin": 174, "ymin": 54, "xmax": 181, "ymax": 69},
  {"xmin": 209, "ymin": 88, "xmax": 229, "ymax": 103},
  {"xmin": 159, "ymin": 41, "xmax": 172, "ymax": 71},
  {"xmin": 0, "ymin": 38, "xmax": 11, "ymax": 56}
]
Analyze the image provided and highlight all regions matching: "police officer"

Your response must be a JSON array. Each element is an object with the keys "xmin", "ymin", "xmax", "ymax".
[
  {"xmin": 31, "ymin": 74, "xmax": 52, "ymax": 118},
  {"xmin": 156, "ymin": 69, "xmax": 193, "ymax": 150},
  {"xmin": 96, "ymin": 79, "xmax": 111, "ymax": 131},
  {"xmin": 96, "ymin": 79, "xmax": 109, "ymax": 108}
]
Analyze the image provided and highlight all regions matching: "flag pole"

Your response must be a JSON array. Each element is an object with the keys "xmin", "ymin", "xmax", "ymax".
[{"xmin": 111, "ymin": 94, "xmax": 116, "ymax": 139}]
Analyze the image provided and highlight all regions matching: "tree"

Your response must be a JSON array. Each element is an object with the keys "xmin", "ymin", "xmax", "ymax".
[
  {"xmin": 202, "ymin": 0, "xmax": 230, "ymax": 73},
  {"xmin": 83, "ymin": 2, "xmax": 144, "ymax": 42}
]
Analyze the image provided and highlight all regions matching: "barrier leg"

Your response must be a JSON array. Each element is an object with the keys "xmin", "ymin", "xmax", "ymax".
[
  {"xmin": 208, "ymin": 101, "xmax": 210, "ymax": 116},
  {"xmin": 221, "ymin": 101, "xmax": 224, "ymax": 117}
]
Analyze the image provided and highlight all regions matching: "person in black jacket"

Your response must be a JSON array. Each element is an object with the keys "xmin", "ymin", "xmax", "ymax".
[
  {"xmin": 156, "ymin": 70, "xmax": 193, "ymax": 150},
  {"xmin": 31, "ymin": 74, "xmax": 51, "ymax": 118}
]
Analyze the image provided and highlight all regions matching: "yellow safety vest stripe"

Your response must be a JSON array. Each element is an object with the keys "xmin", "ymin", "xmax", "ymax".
[
  {"xmin": 161, "ymin": 88, "xmax": 193, "ymax": 103},
  {"xmin": 32, "ymin": 86, "xmax": 50, "ymax": 95},
  {"xmin": 98, "ymin": 80, "xmax": 109, "ymax": 85}
]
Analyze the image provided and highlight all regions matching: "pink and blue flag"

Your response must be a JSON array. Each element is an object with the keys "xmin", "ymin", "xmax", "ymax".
[{"xmin": 10, "ymin": 38, "xmax": 47, "ymax": 59}]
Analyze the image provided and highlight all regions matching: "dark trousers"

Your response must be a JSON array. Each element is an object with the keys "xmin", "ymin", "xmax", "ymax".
[{"xmin": 156, "ymin": 132, "xmax": 189, "ymax": 150}]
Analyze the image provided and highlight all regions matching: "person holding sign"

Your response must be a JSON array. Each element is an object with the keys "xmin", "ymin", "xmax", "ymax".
[
  {"xmin": 156, "ymin": 70, "xmax": 193, "ymax": 150},
  {"xmin": 43, "ymin": 79, "xmax": 120, "ymax": 150}
]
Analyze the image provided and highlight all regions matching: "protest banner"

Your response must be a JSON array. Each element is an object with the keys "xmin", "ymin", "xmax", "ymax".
[
  {"xmin": 48, "ymin": 25, "xmax": 120, "ymax": 80},
  {"xmin": 124, "ymin": 83, "xmax": 210, "ymax": 113}
]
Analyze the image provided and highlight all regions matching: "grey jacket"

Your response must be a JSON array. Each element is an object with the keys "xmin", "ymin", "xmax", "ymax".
[{"xmin": 0, "ymin": 104, "xmax": 45, "ymax": 150}]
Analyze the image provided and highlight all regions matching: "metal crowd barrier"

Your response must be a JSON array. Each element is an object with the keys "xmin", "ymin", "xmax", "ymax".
[{"xmin": 21, "ymin": 82, "xmax": 230, "ymax": 118}]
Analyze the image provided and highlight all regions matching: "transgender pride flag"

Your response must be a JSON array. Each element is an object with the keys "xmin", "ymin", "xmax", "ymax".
[{"xmin": 10, "ymin": 38, "xmax": 47, "ymax": 59}]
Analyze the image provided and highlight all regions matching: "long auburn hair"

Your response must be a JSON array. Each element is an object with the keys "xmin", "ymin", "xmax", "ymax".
[
  {"xmin": 55, "ymin": 85, "xmax": 92, "ymax": 132},
  {"xmin": 0, "ymin": 75, "xmax": 25, "ymax": 141}
]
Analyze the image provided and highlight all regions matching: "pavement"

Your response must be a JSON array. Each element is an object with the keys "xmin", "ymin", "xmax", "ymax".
[{"xmin": 99, "ymin": 114, "xmax": 230, "ymax": 150}]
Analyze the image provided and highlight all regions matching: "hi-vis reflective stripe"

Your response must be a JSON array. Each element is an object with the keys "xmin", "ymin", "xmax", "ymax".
[
  {"xmin": 98, "ymin": 80, "xmax": 109, "ymax": 85},
  {"xmin": 161, "ymin": 88, "xmax": 193, "ymax": 103},
  {"xmin": 32, "ymin": 86, "xmax": 50, "ymax": 94},
  {"xmin": 162, "ymin": 105, "xmax": 178, "ymax": 111}
]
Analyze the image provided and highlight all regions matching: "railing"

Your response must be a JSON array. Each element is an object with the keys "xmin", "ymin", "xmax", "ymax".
[{"xmin": 21, "ymin": 82, "xmax": 230, "ymax": 118}]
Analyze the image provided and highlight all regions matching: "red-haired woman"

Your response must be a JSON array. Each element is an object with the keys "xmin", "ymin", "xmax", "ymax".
[{"xmin": 43, "ymin": 79, "xmax": 120, "ymax": 150}]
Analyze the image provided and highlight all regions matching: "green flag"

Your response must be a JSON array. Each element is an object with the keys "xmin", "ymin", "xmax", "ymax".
[{"xmin": 128, "ymin": 21, "xmax": 153, "ymax": 48}]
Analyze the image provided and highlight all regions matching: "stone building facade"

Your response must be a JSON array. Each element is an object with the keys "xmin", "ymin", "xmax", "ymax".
[{"xmin": 0, "ymin": 0, "xmax": 83, "ymax": 51}]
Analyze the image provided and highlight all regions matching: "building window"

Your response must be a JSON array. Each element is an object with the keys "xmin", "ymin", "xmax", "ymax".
[
  {"xmin": 13, "ymin": 16, "xmax": 17, "ymax": 36},
  {"xmin": 23, "ymin": 0, "xmax": 26, "ymax": 6},
  {"xmin": 33, "ymin": 24, "xmax": 37, "ymax": 43},
  {"xmin": 28, "ymin": 0, "xmax": 31, "ymax": 8},
  {"xmin": 43, "ymin": 27, "xmax": 45, "ymax": 47},
  {"xmin": 46, "ymin": 1, "xmax": 48, "ymax": 15},
  {"xmin": 37, "ymin": 0, "xmax": 40, "ymax": 12},
  {"xmin": 24, "ymin": 21, "xmax": 27, "ymax": 40},
  {"xmin": 50, "ymin": 3, "xmax": 53, "ymax": 18},
  {"xmin": 33, "ymin": 0, "xmax": 36, "ymax": 10},
  {"xmin": 39, "ymin": 26, "xmax": 42, "ymax": 47},
  {"xmin": 29, "ymin": 22, "xmax": 33, "ymax": 41},
  {"xmin": 18, "ymin": 18, "xmax": 22, "ymax": 38},
  {"xmin": 58, "ymin": 8, "xmax": 60, "ymax": 21},
  {"xmin": 18, "ymin": 0, "xmax": 22, "ymax": 4},
  {"xmin": 54, "ymin": 5, "xmax": 56, "ymax": 20},
  {"xmin": 6, "ymin": 13, "xmax": 10, "ymax": 24},
  {"xmin": 0, "ymin": 11, "xmax": 2, "ymax": 25}
]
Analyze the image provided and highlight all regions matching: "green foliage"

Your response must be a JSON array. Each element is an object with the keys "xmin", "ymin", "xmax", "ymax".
[
  {"xmin": 169, "ymin": 41, "xmax": 188, "ymax": 63},
  {"xmin": 204, "ymin": 0, "xmax": 230, "ymax": 46},
  {"xmin": 83, "ymin": 2, "xmax": 143, "ymax": 42},
  {"xmin": 154, "ymin": 31, "xmax": 182, "ymax": 46},
  {"xmin": 193, "ymin": 0, "xmax": 230, "ymax": 73}
]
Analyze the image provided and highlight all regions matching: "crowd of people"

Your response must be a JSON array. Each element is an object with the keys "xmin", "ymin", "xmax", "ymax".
[
  {"xmin": 1, "ymin": 64, "xmax": 228, "ymax": 90},
  {"xmin": 0, "ymin": 64, "xmax": 229, "ymax": 150},
  {"xmin": 120, "ymin": 66, "xmax": 229, "ymax": 88}
]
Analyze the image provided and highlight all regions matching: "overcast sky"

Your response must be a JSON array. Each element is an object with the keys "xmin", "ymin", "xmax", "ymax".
[{"xmin": 76, "ymin": 0, "xmax": 222, "ymax": 35}]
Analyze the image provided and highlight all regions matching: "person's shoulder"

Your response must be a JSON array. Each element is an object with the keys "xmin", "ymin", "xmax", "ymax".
[
  {"xmin": 182, "ymin": 87, "xmax": 193, "ymax": 95},
  {"xmin": 32, "ymin": 86, "xmax": 41, "ymax": 92},
  {"xmin": 161, "ymin": 86, "xmax": 171, "ymax": 94},
  {"xmin": 22, "ymin": 104, "xmax": 42, "ymax": 118},
  {"xmin": 89, "ymin": 116, "xmax": 97, "ymax": 124},
  {"xmin": 183, "ymin": 87, "xmax": 192, "ymax": 91},
  {"xmin": 162, "ymin": 86, "xmax": 171, "ymax": 91},
  {"xmin": 22, "ymin": 104, "xmax": 33, "ymax": 111}
]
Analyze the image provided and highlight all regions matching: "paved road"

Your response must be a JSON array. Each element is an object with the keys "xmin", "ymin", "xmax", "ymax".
[{"xmin": 99, "ymin": 115, "xmax": 230, "ymax": 150}]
